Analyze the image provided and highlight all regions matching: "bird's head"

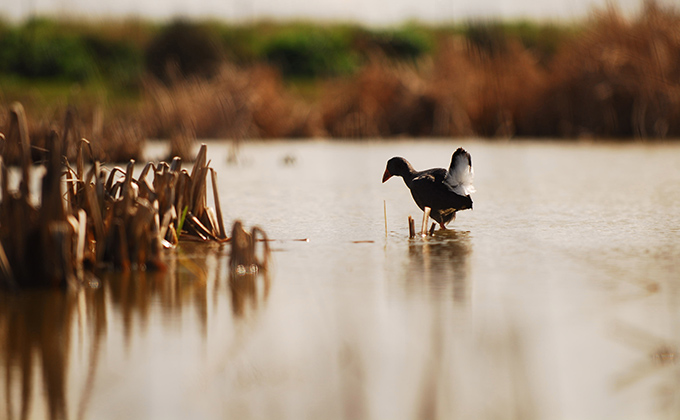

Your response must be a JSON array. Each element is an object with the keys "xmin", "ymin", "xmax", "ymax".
[{"xmin": 382, "ymin": 157, "xmax": 413, "ymax": 183}]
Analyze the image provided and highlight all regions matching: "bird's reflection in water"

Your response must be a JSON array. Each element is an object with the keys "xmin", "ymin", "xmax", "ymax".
[
  {"xmin": 406, "ymin": 229, "xmax": 472, "ymax": 303},
  {"xmin": 405, "ymin": 231, "xmax": 537, "ymax": 419},
  {"xmin": 405, "ymin": 229, "xmax": 474, "ymax": 418}
]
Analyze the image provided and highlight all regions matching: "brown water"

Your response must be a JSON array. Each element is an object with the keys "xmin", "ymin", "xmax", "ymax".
[{"xmin": 2, "ymin": 140, "xmax": 680, "ymax": 420}]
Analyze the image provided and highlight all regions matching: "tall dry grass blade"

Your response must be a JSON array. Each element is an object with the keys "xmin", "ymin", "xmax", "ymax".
[
  {"xmin": 4, "ymin": 104, "xmax": 32, "ymax": 272},
  {"xmin": 62, "ymin": 108, "xmax": 75, "ymax": 168},
  {"xmin": 169, "ymin": 156, "xmax": 182, "ymax": 173},
  {"xmin": 189, "ymin": 145, "xmax": 208, "ymax": 218},
  {"xmin": 121, "ymin": 160, "xmax": 136, "ymax": 216},
  {"xmin": 41, "ymin": 130, "xmax": 65, "ymax": 223},
  {"xmin": 174, "ymin": 171, "xmax": 190, "ymax": 232},
  {"xmin": 189, "ymin": 143, "xmax": 207, "ymax": 182},
  {"xmin": 384, "ymin": 200, "xmax": 388, "ymax": 236},
  {"xmin": 76, "ymin": 139, "xmax": 94, "ymax": 181},
  {"xmin": 83, "ymin": 173, "xmax": 105, "ymax": 264},
  {"xmin": 209, "ymin": 168, "xmax": 226, "ymax": 239},
  {"xmin": 63, "ymin": 165, "xmax": 77, "ymax": 214},
  {"xmin": 0, "ymin": 241, "xmax": 15, "ymax": 289},
  {"xmin": 421, "ymin": 207, "xmax": 431, "ymax": 236},
  {"xmin": 75, "ymin": 209, "xmax": 87, "ymax": 281},
  {"xmin": 93, "ymin": 161, "xmax": 105, "ymax": 215},
  {"xmin": 8, "ymin": 103, "xmax": 31, "ymax": 198},
  {"xmin": 202, "ymin": 207, "xmax": 221, "ymax": 239}
]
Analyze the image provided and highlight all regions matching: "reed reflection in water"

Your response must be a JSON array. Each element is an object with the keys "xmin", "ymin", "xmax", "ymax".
[
  {"xmin": 1, "ymin": 291, "xmax": 76, "ymax": 420},
  {"xmin": 0, "ymin": 242, "xmax": 270, "ymax": 420}
]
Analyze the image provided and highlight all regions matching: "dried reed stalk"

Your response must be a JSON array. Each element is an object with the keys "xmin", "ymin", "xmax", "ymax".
[
  {"xmin": 384, "ymin": 200, "xmax": 388, "ymax": 236},
  {"xmin": 421, "ymin": 207, "xmax": 431, "ymax": 236},
  {"xmin": 408, "ymin": 216, "xmax": 416, "ymax": 239}
]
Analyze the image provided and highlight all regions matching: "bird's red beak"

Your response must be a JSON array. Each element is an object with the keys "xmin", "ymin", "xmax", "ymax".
[{"xmin": 382, "ymin": 169, "xmax": 392, "ymax": 183}]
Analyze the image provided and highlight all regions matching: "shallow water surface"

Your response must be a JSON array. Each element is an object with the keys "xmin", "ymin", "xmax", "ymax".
[{"xmin": 2, "ymin": 140, "xmax": 680, "ymax": 420}]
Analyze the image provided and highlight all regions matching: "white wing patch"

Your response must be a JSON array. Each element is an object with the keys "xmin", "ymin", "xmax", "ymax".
[{"xmin": 445, "ymin": 150, "xmax": 476, "ymax": 196}]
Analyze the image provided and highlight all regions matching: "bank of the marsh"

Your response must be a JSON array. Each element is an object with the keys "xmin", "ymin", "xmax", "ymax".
[{"xmin": 2, "ymin": 1, "xmax": 680, "ymax": 160}]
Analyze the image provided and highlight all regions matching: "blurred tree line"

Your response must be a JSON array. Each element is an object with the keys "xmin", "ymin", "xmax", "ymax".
[{"xmin": 0, "ymin": 17, "xmax": 566, "ymax": 87}]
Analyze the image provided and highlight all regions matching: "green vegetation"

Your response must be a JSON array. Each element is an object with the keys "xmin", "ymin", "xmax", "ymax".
[
  {"xmin": 0, "ymin": 17, "xmax": 567, "ymax": 89},
  {"xmin": 262, "ymin": 26, "xmax": 358, "ymax": 78},
  {"xmin": 0, "ymin": 18, "xmax": 145, "ymax": 90},
  {"xmin": 144, "ymin": 20, "xmax": 223, "ymax": 83}
]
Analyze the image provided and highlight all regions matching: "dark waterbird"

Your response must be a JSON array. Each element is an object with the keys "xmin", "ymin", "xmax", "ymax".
[{"xmin": 382, "ymin": 148, "xmax": 475, "ymax": 229}]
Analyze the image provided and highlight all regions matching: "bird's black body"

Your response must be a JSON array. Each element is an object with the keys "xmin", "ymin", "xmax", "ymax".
[{"xmin": 382, "ymin": 148, "xmax": 474, "ymax": 228}]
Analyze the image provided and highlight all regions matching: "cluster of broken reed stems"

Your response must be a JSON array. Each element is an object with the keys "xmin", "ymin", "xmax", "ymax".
[
  {"xmin": 228, "ymin": 220, "xmax": 271, "ymax": 317},
  {"xmin": 0, "ymin": 102, "xmax": 232, "ymax": 289},
  {"xmin": 229, "ymin": 220, "xmax": 270, "ymax": 276}
]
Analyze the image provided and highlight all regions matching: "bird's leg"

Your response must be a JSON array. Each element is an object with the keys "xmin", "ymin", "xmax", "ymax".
[{"xmin": 439, "ymin": 211, "xmax": 456, "ymax": 230}]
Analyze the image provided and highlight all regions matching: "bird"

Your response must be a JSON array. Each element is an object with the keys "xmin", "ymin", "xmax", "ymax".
[{"xmin": 382, "ymin": 148, "xmax": 475, "ymax": 229}]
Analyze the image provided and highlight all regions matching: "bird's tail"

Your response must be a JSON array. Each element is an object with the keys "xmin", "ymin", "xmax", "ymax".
[{"xmin": 445, "ymin": 148, "xmax": 476, "ymax": 196}]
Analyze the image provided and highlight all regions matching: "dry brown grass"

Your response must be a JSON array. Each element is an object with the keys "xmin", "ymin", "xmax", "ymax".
[
  {"xmin": 321, "ymin": 59, "xmax": 435, "ymax": 138},
  {"xmin": 0, "ymin": 102, "xmax": 145, "ymax": 164},
  {"xmin": 141, "ymin": 64, "xmax": 321, "ymax": 140},
  {"xmin": 320, "ymin": 1, "xmax": 680, "ymax": 139},
  {"xmin": 427, "ymin": 37, "xmax": 547, "ymax": 138},
  {"xmin": 319, "ymin": 39, "xmax": 547, "ymax": 138},
  {"xmin": 530, "ymin": 1, "xmax": 680, "ymax": 138}
]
